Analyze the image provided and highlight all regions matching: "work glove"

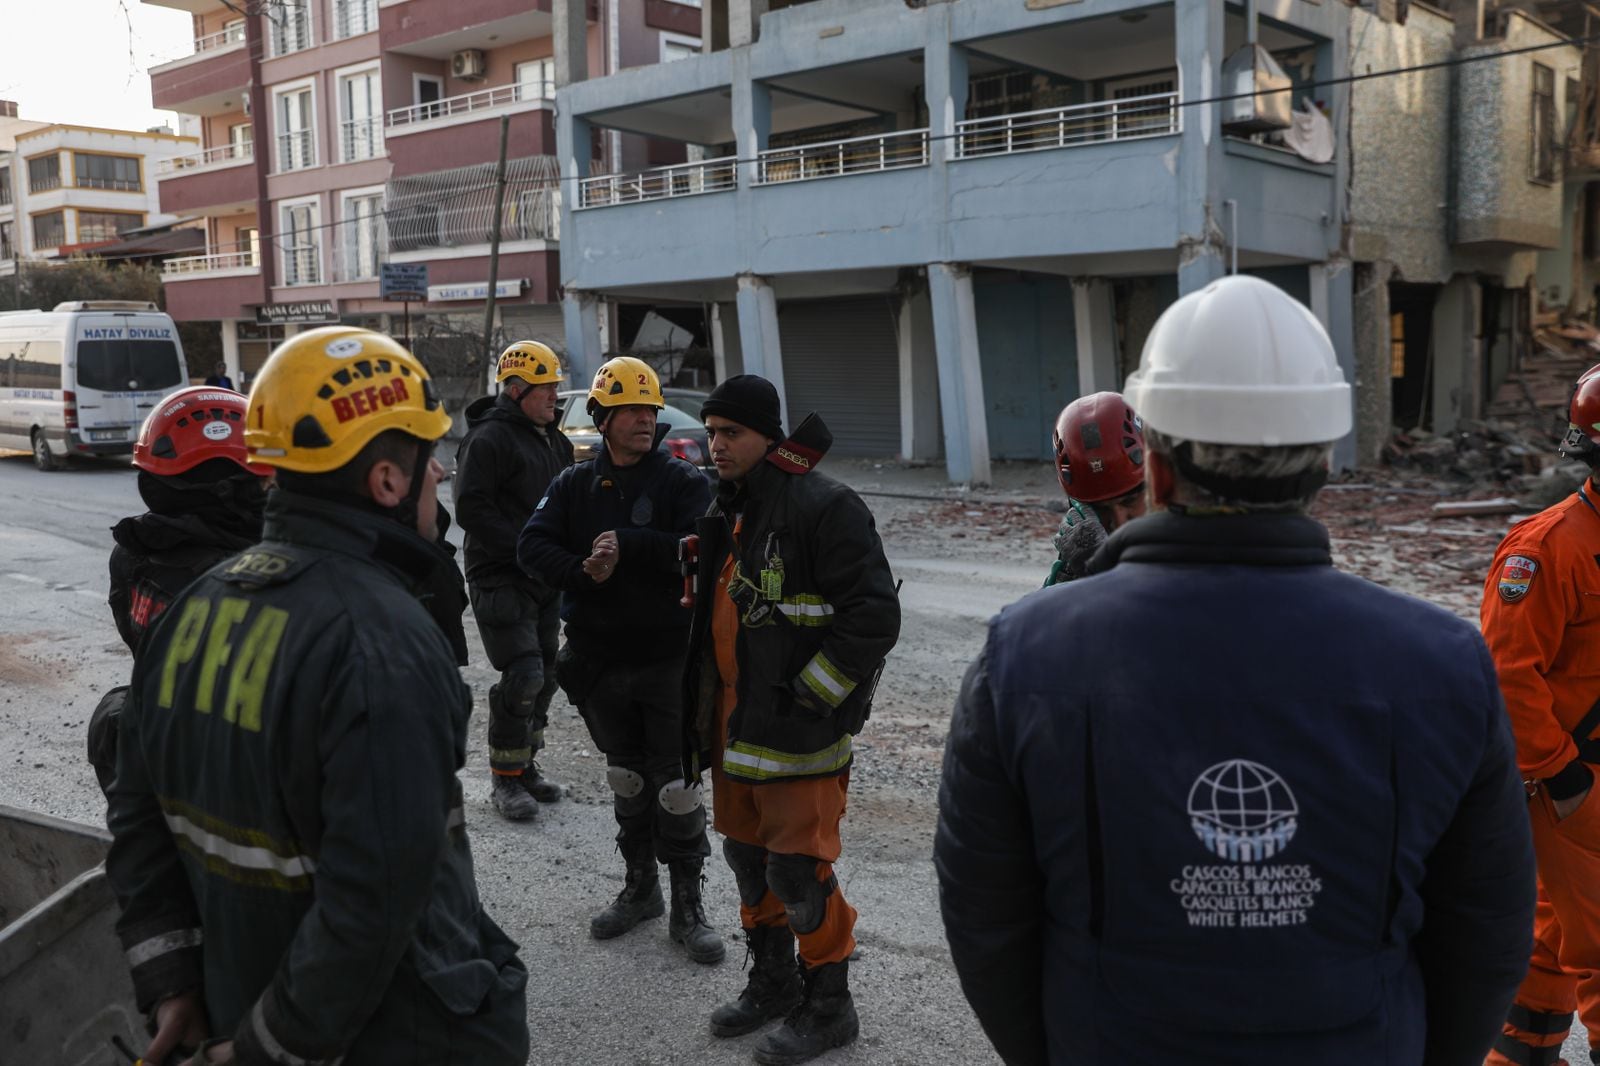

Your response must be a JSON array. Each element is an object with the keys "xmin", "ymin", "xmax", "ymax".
[{"xmin": 788, "ymin": 676, "xmax": 831, "ymax": 717}]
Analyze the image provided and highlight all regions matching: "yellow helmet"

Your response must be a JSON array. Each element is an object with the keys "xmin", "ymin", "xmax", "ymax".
[
  {"xmin": 587, "ymin": 356, "xmax": 663, "ymax": 419},
  {"xmin": 244, "ymin": 326, "xmax": 451, "ymax": 474},
  {"xmin": 496, "ymin": 341, "xmax": 567, "ymax": 388}
]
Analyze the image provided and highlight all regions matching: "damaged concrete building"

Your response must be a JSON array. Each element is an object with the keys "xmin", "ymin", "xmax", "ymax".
[{"xmin": 552, "ymin": 0, "xmax": 1595, "ymax": 481}]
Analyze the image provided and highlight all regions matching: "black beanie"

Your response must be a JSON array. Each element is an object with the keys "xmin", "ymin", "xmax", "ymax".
[{"xmin": 702, "ymin": 375, "xmax": 784, "ymax": 441}]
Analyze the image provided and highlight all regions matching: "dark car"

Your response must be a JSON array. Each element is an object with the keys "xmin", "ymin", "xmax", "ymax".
[{"xmin": 557, "ymin": 388, "xmax": 713, "ymax": 473}]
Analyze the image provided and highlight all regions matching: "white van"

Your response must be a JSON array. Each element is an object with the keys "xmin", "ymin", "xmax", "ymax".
[{"xmin": 0, "ymin": 302, "xmax": 189, "ymax": 470}]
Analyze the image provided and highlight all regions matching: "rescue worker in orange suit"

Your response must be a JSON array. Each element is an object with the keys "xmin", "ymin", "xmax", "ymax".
[
  {"xmin": 1043, "ymin": 392, "xmax": 1147, "ymax": 587},
  {"xmin": 105, "ymin": 328, "xmax": 528, "ymax": 1066},
  {"xmin": 1482, "ymin": 363, "xmax": 1600, "ymax": 1066},
  {"xmin": 88, "ymin": 386, "xmax": 270, "ymax": 793},
  {"xmin": 682, "ymin": 375, "xmax": 901, "ymax": 1065}
]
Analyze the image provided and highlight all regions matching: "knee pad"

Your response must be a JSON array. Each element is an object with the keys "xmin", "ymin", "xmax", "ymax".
[
  {"xmin": 765, "ymin": 853, "xmax": 836, "ymax": 935},
  {"xmin": 657, "ymin": 778, "xmax": 704, "ymax": 816},
  {"xmin": 723, "ymin": 838, "xmax": 770, "ymax": 909},
  {"xmin": 606, "ymin": 765, "xmax": 650, "ymax": 817},
  {"xmin": 499, "ymin": 656, "xmax": 545, "ymax": 717}
]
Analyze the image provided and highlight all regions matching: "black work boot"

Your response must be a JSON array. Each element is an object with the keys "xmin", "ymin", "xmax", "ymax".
[
  {"xmin": 668, "ymin": 861, "xmax": 726, "ymax": 964},
  {"xmin": 752, "ymin": 960, "xmax": 859, "ymax": 1065},
  {"xmin": 709, "ymin": 926, "xmax": 804, "ymax": 1037},
  {"xmin": 590, "ymin": 841, "xmax": 665, "ymax": 940},
  {"xmin": 490, "ymin": 773, "xmax": 538, "ymax": 821},
  {"xmin": 521, "ymin": 761, "xmax": 563, "ymax": 804}
]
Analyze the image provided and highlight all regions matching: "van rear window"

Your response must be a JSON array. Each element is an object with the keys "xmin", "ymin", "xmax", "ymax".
[{"xmin": 76, "ymin": 340, "xmax": 184, "ymax": 392}]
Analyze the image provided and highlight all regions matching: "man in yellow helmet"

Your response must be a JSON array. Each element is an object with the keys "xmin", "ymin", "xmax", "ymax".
[
  {"xmin": 105, "ymin": 327, "xmax": 530, "ymax": 1066},
  {"xmin": 518, "ymin": 355, "xmax": 722, "ymax": 964},
  {"xmin": 456, "ymin": 340, "xmax": 575, "ymax": 820}
]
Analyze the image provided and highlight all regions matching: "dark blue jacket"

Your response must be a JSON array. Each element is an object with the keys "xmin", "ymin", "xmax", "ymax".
[
  {"xmin": 516, "ymin": 437, "xmax": 711, "ymax": 661},
  {"xmin": 935, "ymin": 511, "xmax": 1535, "ymax": 1066}
]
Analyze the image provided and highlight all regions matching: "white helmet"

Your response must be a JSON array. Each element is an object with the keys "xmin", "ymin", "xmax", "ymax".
[{"xmin": 1123, "ymin": 275, "xmax": 1351, "ymax": 447}]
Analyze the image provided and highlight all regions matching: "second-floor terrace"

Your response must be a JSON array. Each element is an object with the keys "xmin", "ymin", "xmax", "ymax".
[
  {"xmin": 147, "ymin": 7, "xmax": 251, "ymax": 116},
  {"xmin": 557, "ymin": 0, "xmax": 1345, "ymax": 293}
]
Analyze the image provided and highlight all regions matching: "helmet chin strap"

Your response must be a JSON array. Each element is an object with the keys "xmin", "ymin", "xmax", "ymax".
[{"xmin": 384, "ymin": 438, "xmax": 435, "ymax": 533}]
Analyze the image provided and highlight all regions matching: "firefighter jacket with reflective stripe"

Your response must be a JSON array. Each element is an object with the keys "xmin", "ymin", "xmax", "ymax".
[
  {"xmin": 109, "ymin": 511, "xmax": 260, "ymax": 655},
  {"xmin": 683, "ymin": 461, "xmax": 900, "ymax": 785},
  {"xmin": 935, "ymin": 511, "xmax": 1534, "ymax": 1066},
  {"xmin": 106, "ymin": 490, "xmax": 529, "ymax": 1066},
  {"xmin": 455, "ymin": 392, "xmax": 573, "ymax": 590},
  {"xmin": 516, "ymin": 440, "xmax": 711, "ymax": 662},
  {"xmin": 1480, "ymin": 483, "xmax": 1600, "ymax": 783}
]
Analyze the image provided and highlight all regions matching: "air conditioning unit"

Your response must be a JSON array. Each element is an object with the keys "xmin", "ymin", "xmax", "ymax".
[{"xmin": 451, "ymin": 49, "xmax": 488, "ymax": 81}]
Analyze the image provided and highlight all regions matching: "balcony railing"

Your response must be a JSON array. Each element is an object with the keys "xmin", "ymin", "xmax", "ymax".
[
  {"xmin": 578, "ymin": 156, "xmax": 736, "ymax": 209},
  {"xmin": 334, "ymin": 0, "xmax": 378, "ymax": 39},
  {"xmin": 281, "ymin": 245, "xmax": 322, "ymax": 286},
  {"xmin": 161, "ymin": 249, "xmax": 259, "ymax": 277},
  {"xmin": 277, "ymin": 129, "xmax": 316, "ymax": 172},
  {"xmin": 386, "ymin": 83, "xmax": 551, "ymax": 128},
  {"xmin": 195, "ymin": 23, "xmax": 246, "ymax": 55},
  {"xmin": 955, "ymin": 92, "xmax": 1180, "ymax": 159},
  {"xmin": 755, "ymin": 128, "xmax": 929, "ymax": 185},
  {"xmin": 341, "ymin": 118, "xmax": 384, "ymax": 162},
  {"xmin": 157, "ymin": 142, "xmax": 253, "ymax": 176}
]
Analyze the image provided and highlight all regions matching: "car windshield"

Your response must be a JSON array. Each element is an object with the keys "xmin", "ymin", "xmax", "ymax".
[{"xmin": 559, "ymin": 396, "xmax": 704, "ymax": 435}]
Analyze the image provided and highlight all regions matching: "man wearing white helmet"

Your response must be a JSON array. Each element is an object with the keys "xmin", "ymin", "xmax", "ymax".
[{"xmin": 934, "ymin": 275, "xmax": 1535, "ymax": 1065}]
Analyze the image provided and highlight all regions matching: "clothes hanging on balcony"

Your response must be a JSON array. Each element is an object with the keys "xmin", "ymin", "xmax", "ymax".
[{"xmin": 1284, "ymin": 102, "xmax": 1334, "ymax": 164}]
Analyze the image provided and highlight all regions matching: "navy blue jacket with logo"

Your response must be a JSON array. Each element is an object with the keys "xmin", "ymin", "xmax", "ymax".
[{"xmin": 934, "ymin": 511, "xmax": 1535, "ymax": 1066}]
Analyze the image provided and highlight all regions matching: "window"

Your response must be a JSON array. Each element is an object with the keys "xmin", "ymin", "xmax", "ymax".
[
  {"xmin": 339, "ymin": 70, "xmax": 383, "ymax": 162},
  {"xmin": 516, "ymin": 60, "xmax": 553, "ymax": 102},
  {"xmin": 268, "ymin": 2, "xmax": 312, "ymax": 57},
  {"xmin": 27, "ymin": 154, "xmax": 60, "ymax": 193},
  {"xmin": 1532, "ymin": 63, "xmax": 1557, "ymax": 183},
  {"xmin": 414, "ymin": 75, "xmax": 444, "ymax": 120},
  {"xmin": 32, "ymin": 211, "xmax": 64, "ymax": 249},
  {"xmin": 238, "ymin": 226, "xmax": 260, "ymax": 266},
  {"xmin": 276, "ymin": 87, "xmax": 316, "ymax": 171},
  {"xmin": 333, "ymin": 0, "xmax": 377, "ymax": 38},
  {"xmin": 341, "ymin": 192, "xmax": 384, "ymax": 279},
  {"xmin": 223, "ymin": 18, "xmax": 246, "ymax": 44},
  {"xmin": 280, "ymin": 201, "xmax": 321, "ymax": 285},
  {"xmin": 0, "ymin": 221, "xmax": 12, "ymax": 260},
  {"xmin": 77, "ymin": 211, "xmax": 143, "ymax": 243},
  {"xmin": 1390, "ymin": 312, "xmax": 1406, "ymax": 378},
  {"xmin": 75, "ymin": 153, "xmax": 142, "ymax": 192},
  {"xmin": 0, "ymin": 167, "xmax": 9, "ymax": 205},
  {"xmin": 0, "ymin": 340, "xmax": 63, "ymax": 390},
  {"xmin": 660, "ymin": 35, "xmax": 700, "ymax": 63},
  {"xmin": 230, "ymin": 123, "xmax": 254, "ymax": 162},
  {"xmin": 75, "ymin": 339, "xmax": 183, "ymax": 393}
]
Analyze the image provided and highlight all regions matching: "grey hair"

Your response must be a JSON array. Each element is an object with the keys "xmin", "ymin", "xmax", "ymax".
[{"xmin": 1145, "ymin": 428, "xmax": 1333, "ymax": 513}]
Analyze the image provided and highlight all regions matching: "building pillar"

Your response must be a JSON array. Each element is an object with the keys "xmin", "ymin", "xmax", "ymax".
[
  {"xmin": 553, "ymin": 0, "xmax": 588, "ymax": 88},
  {"xmin": 1352, "ymin": 262, "xmax": 1394, "ymax": 468},
  {"xmin": 710, "ymin": 301, "xmax": 743, "ymax": 382},
  {"xmin": 731, "ymin": 71, "xmax": 771, "ymax": 190},
  {"xmin": 734, "ymin": 275, "xmax": 788, "ymax": 430},
  {"xmin": 729, "ymin": 0, "xmax": 769, "ymax": 47},
  {"xmin": 1430, "ymin": 274, "xmax": 1482, "ymax": 437},
  {"xmin": 1071, "ymin": 280, "xmax": 1118, "ymax": 396},
  {"xmin": 1310, "ymin": 259, "xmax": 1357, "ymax": 471},
  {"xmin": 220, "ymin": 319, "xmax": 241, "ymax": 386},
  {"xmin": 898, "ymin": 282, "xmax": 942, "ymax": 461},
  {"xmin": 1176, "ymin": 0, "xmax": 1225, "ymax": 295},
  {"xmin": 928, "ymin": 262, "xmax": 991, "ymax": 485},
  {"xmin": 562, "ymin": 289, "xmax": 606, "ymax": 385}
]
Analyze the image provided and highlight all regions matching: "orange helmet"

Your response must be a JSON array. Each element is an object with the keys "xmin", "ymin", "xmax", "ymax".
[
  {"xmin": 134, "ymin": 386, "xmax": 269, "ymax": 478},
  {"xmin": 1052, "ymin": 392, "xmax": 1145, "ymax": 502}
]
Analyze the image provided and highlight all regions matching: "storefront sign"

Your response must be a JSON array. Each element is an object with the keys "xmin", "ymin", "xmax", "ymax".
[
  {"xmin": 380, "ymin": 263, "xmax": 430, "ymax": 302},
  {"xmin": 426, "ymin": 279, "xmax": 525, "ymax": 302},
  {"xmin": 255, "ymin": 301, "xmax": 338, "ymax": 325}
]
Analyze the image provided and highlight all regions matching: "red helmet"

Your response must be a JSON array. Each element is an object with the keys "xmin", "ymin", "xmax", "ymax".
[
  {"xmin": 134, "ymin": 386, "xmax": 269, "ymax": 478},
  {"xmin": 1052, "ymin": 392, "xmax": 1145, "ymax": 502},
  {"xmin": 1562, "ymin": 363, "xmax": 1600, "ymax": 461}
]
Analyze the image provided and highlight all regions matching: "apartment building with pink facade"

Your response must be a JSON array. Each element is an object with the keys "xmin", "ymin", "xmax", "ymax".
[{"xmin": 146, "ymin": 0, "xmax": 702, "ymax": 379}]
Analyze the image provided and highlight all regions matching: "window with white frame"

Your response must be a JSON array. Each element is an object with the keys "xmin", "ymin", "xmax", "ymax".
[
  {"xmin": 230, "ymin": 122, "xmax": 253, "ymax": 162},
  {"xmin": 268, "ymin": 2, "xmax": 312, "ymax": 57},
  {"xmin": 276, "ymin": 86, "xmax": 316, "ymax": 171},
  {"xmin": 0, "ymin": 221, "xmax": 12, "ymax": 260},
  {"xmin": 340, "ymin": 69, "xmax": 383, "ymax": 162},
  {"xmin": 223, "ymin": 18, "xmax": 246, "ymax": 44},
  {"xmin": 340, "ymin": 191, "xmax": 384, "ymax": 280},
  {"xmin": 333, "ymin": 0, "xmax": 377, "ymax": 39},
  {"xmin": 238, "ymin": 226, "xmax": 260, "ymax": 266},
  {"xmin": 660, "ymin": 34, "xmax": 700, "ymax": 63},
  {"xmin": 280, "ymin": 200, "xmax": 321, "ymax": 285},
  {"xmin": 515, "ymin": 59, "xmax": 553, "ymax": 102}
]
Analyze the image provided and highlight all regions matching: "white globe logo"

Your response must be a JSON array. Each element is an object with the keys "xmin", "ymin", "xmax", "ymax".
[{"xmin": 1187, "ymin": 759, "xmax": 1299, "ymax": 862}]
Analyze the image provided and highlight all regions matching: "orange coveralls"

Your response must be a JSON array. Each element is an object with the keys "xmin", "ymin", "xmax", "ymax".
[
  {"xmin": 1483, "ymin": 483, "xmax": 1600, "ymax": 1065},
  {"xmin": 710, "ymin": 545, "xmax": 857, "ymax": 968}
]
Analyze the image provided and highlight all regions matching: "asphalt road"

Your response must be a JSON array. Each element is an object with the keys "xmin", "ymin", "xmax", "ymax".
[{"xmin": 0, "ymin": 452, "xmax": 1011, "ymax": 1066}]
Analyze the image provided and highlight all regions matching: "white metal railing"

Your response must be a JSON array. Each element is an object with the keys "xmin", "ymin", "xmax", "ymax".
[
  {"xmin": 955, "ymin": 92, "xmax": 1180, "ymax": 159},
  {"xmin": 755, "ymin": 128, "xmax": 929, "ymax": 185},
  {"xmin": 386, "ymin": 83, "xmax": 550, "ymax": 128},
  {"xmin": 157, "ymin": 142, "xmax": 253, "ymax": 176},
  {"xmin": 194, "ymin": 23, "xmax": 246, "ymax": 55},
  {"xmin": 277, "ymin": 129, "xmax": 316, "ymax": 172},
  {"xmin": 30, "ymin": 174, "xmax": 60, "ymax": 193},
  {"xmin": 341, "ymin": 118, "xmax": 383, "ymax": 162},
  {"xmin": 269, "ymin": 11, "xmax": 312, "ymax": 56},
  {"xmin": 334, "ymin": 0, "xmax": 378, "ymax": 39},
  {"xmin": 281, "ymin": 244, "xmax": 322, "ymax": 286},
  {"xmin": 161, "ymin": 249, "xmax": 260, "ymax": 277},
  {"xmin": 578, "ymin": 156, "xmax": 737, "ymax": 209}
]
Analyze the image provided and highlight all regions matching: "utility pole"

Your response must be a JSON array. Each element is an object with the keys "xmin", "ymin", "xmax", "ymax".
[{"xmin": 482, "ymin": 115, "xmax": 510, "ymax": 373}]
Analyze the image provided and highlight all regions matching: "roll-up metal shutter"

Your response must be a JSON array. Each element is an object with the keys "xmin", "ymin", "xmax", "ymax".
[
  {"xmin": 500, "ymin": 304, "xmax": 568, "ymax": 351},
  {"xmin": 778, "ymin": 296, "xmax": 900, "ymax": 457}
]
